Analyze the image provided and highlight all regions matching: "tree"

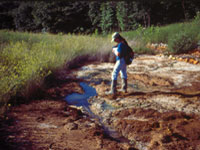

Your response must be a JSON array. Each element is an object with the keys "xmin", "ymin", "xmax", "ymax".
[
  {"xmin": 33, "ymin": 1, "xmax": 91, "ymax": 33},
  {"xmin": 116, "ymin": 1, "xmax": 143, "ymax": 31},
  {"xmin": 14, "ymin": 2, "xmax": 37, "ymax": 31},
  {"xmin": 1, "ymin": 0, "xmax": 200, "ymax": 33},
  {"xmin": 88, "ymin": 2, "xmax": 101, "ymax": 32},
  {"xmin": 100, "ymin": 2, "xmax": 117, "ymax": 34},
  {"xmin": 0, "ymin": 1, "xmax": 19, "ymax": 30},
  {"xmin": 182, "ymin": 0, "xmax": 200, "ymax": 20},
  {"xmin": 116, "ymin": 1, "xmax": 128, "ymax": 31}
]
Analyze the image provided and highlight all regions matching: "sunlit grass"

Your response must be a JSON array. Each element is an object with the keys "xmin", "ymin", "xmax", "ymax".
[
  {"xmin": 121, "ymin": 17, "xmax": 200, "ymax": 54},
  {"xmin": 0, "ymin": 30, "xmax": 112, "ymax": 115},
  {"xmin": 0, "ymin": 14, "xmax": 200, "ymax": 115}
]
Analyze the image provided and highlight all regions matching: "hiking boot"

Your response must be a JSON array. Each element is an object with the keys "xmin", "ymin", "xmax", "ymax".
[
  {"xmin": 105, "ymin": 80, "xmax": 117, "ymax": 95},
  {"xmin": 119, "ymin": 78, "xmax": 127, "ymax": 93}
]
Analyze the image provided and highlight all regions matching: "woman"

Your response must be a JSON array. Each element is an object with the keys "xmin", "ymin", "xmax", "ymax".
[{"xmin": 106, "ymin": 32, "xmax": 128, "ymax": 95}]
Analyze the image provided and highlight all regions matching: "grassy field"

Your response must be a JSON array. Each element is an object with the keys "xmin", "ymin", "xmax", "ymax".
[
  {"xmin": 122, "ymin": 15, "xmax": 200, "ymax": 54},
  {"xmin": 0, "ymin": 14, "xmax": 200, "ymax": 115},
  {"xmin": 0, "ymin": 31, "xmax": 114, "ymax": 115}
]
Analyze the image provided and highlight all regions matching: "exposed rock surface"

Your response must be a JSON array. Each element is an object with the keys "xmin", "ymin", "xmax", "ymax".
[
  {"xmin": 1, "ymin": 55, "xmax": 200, "ymax": 150},
  {"xmin": 74, "ymin": 55, "xmax": 200, "ymax": 150}
]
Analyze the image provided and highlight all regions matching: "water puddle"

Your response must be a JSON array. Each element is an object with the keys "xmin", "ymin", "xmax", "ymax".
[
  {"xmin": 65, "ymin": 82, "xmax": 133, "ymax": 145},
  {"xmin": 65, "ymin": 82, "xmax": 97, "ymax": 115},
  {"xmin": 65, "ymin": 82, "xmax": 97, "ymax": 107}
]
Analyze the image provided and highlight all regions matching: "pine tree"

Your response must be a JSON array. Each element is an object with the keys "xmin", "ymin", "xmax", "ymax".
[
  {"xmin": 32, "ymin": 1, "xmax": 91, "ymax": 33},
  {"xmin": 116, "ymin": 2, "xmax": 127, "ymax": 31},
  {"xmin": 100, "ymin": 2, "xmax": 116, "ymax": 34},
  {"xmin": 116, "ymin": 1, "xmax": 141, "ymax": 31},
  {"xmin": 0, "ymin": 1, "xmax": 19, "ymax": 30},
  {"xmin": 88, "ymin": 2, "xmax": 101, "ymax": 32},
  {"xmin": 14, "ymin": 2, "xmax": 36, "ymax": 31}
]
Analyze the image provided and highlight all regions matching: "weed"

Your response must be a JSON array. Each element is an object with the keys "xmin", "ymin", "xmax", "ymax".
[
  {"xmin": 0, "ymin": 31, "xmax": 111, "ymax": 115},
  {"xmin": 168, "ymin": 31, "xmax": 196, "ymax": 54}
]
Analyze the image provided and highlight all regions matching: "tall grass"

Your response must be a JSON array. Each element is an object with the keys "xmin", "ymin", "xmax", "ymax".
[
  {"xmin": 1, "ymin": 13, "xmax": 200, "ymax": 115},
  {"xmin": 121, "ymin": 13, "xmax": 200, "ymax": 54},
  {"xmin": 0, "ymin": 31, "xmax": 113, "ymax": 115}
]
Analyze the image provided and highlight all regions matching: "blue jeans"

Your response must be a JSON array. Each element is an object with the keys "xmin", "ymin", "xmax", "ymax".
[{"xmin": 112, "ymin": 58, "xmax": 127, "ymax": 80}]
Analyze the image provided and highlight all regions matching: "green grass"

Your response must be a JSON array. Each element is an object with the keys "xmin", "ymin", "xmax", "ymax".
[
  {"xmin": 0, "ymin": 30, "xmax": 113, "ymax": 115},
  {"xmin": 121, "ymin": 15, "xmax": 200, "ymax": 54},
  {"xmin": 0, "ymin": 14, "xmax": 200, "ymax": 115}
]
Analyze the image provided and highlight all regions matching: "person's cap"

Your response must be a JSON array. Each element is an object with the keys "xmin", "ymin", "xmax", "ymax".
[{"xmin": 111, "ymin": 32, "xmax": 120, "ymax": 42}]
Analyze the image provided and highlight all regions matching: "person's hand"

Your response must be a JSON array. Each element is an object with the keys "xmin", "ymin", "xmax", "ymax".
[{"xmin": 112, "ymin": 47, "xmax": 119, "ymax": 56}]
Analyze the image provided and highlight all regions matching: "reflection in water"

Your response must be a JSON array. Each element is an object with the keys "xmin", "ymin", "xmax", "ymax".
[
  {"xmin": 65, "ymin": 82, "xmax": 132, "ymax": 145},
  {"xmin": 65, "ymin": 82, "xmax": 97, "ymax": 114}
]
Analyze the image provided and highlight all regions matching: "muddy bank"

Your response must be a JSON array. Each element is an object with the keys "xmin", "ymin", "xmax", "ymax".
[
  {"xmin": 73, "ymin": 55, "xmax": 200, "ymax": 149},
  {"xmin": 112, "ymin": 108, "xmax": 200, "ymax": 150},
  {"xmin": 0, "ymin": 75, "xmax": 136, "ymax": 150},
  {"xmin": 1, "ymin": 54, "xmax": 200, "ymax": 150},
  {"xmin": 0, "ymin": 99, "xmax": 135, "ymax": 150}
]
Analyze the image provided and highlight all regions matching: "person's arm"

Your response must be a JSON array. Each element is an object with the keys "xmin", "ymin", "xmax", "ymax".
[
  {"xmin": 112, "ymin": 47, "xmax": 120, "ymax": 56},
  {"xmin": 112, "ymin": 43, "xmax": 123, "ymax": 57}
]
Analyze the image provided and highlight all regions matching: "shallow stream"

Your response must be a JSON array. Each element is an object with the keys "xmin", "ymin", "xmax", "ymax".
[
  {"xmin": 65, "ymin": 82, "xmax": 96, "ymax": 107},
  {"xmin": 65, "ymin": 82, "xmax": 132, "ymax": 144}
]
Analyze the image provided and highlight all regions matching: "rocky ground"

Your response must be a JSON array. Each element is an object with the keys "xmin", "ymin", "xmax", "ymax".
[{"xmin": 1, "ymin": 54, "xmax": 200, "ymax": 150}]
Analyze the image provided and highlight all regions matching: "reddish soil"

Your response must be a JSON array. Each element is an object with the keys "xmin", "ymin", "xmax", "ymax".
[
  {"xmin": 0, "ymin": 78, "xmax": 135, "ymax": 150},
  {"xmin": 0, "ymin": 100, "xmax": 129, "ymax": 150},
  {"xmin": 112, "ymin": 108, "xmax": 200, "ymax": 150},
  {"xmin": 1, "ymin": 55, "xmax": 200, "ymax": 150}
]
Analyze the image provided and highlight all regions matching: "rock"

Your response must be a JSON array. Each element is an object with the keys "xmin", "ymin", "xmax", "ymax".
[
  {"xmin": 38, "ymin": 123, "xmax": 58, "ymax": 129},
  {"xmin": 64, "ymin": 123, "xmax": 78, "ymax": 131}
]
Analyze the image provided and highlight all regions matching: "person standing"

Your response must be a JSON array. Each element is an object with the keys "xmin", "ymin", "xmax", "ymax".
[{"xmin": 106, "ymin": 32, "xmax": 129, "ymax": 95}]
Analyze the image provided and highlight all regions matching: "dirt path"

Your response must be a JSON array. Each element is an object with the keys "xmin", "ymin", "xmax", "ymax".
[{"xmin": 1, "ymin": 55, "xmax": 200, "ymax": 150}]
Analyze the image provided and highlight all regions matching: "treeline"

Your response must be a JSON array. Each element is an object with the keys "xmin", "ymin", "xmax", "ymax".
[{"xmin": 1, "ymin": 0, "xmax": 200, "ymax": 34}]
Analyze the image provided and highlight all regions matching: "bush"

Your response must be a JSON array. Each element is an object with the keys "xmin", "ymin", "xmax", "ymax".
[
  {"xmin": 168, "ymin": 31, "xmax": 197, "ymax": 54},
  {"xmin": 193, "ymin": 11, "xmax": 200, "ymax": 25}
]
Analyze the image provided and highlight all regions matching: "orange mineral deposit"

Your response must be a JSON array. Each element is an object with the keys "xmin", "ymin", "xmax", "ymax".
[{"xmin": 193, "ymin": 60, "xmax": 199, "ymax": 64}]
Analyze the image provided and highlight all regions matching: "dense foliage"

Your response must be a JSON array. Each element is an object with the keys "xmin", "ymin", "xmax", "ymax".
[{"xmin": 1, "ymin": 0, "xmax": 200, "ymax": 33}]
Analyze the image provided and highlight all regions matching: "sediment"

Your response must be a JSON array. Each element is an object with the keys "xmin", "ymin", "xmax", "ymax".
[{"xmin": 1, "ymin": 55, "xmax": 200, "ymax": 150}]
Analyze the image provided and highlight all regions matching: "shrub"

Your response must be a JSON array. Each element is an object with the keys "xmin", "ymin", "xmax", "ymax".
[
  {"xmin": 193, "ymin": 11, "xmax": 200, "ymax": 25},
  {"xmin": 168, "ymin": 31, "xmax": 197, "ymax": 54}
]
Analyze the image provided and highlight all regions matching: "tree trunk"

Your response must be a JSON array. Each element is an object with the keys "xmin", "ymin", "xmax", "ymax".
[
  {"xmin": 143, "ymin": 13, "xmax": 146, "ymax": 27},
  {"xmin": 181, "ymin": 0, "xmax": 187, "ymax": 20},
  {"xmin": 147, "ymin": 10, "xmax": 151, "ymax": 27}
]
